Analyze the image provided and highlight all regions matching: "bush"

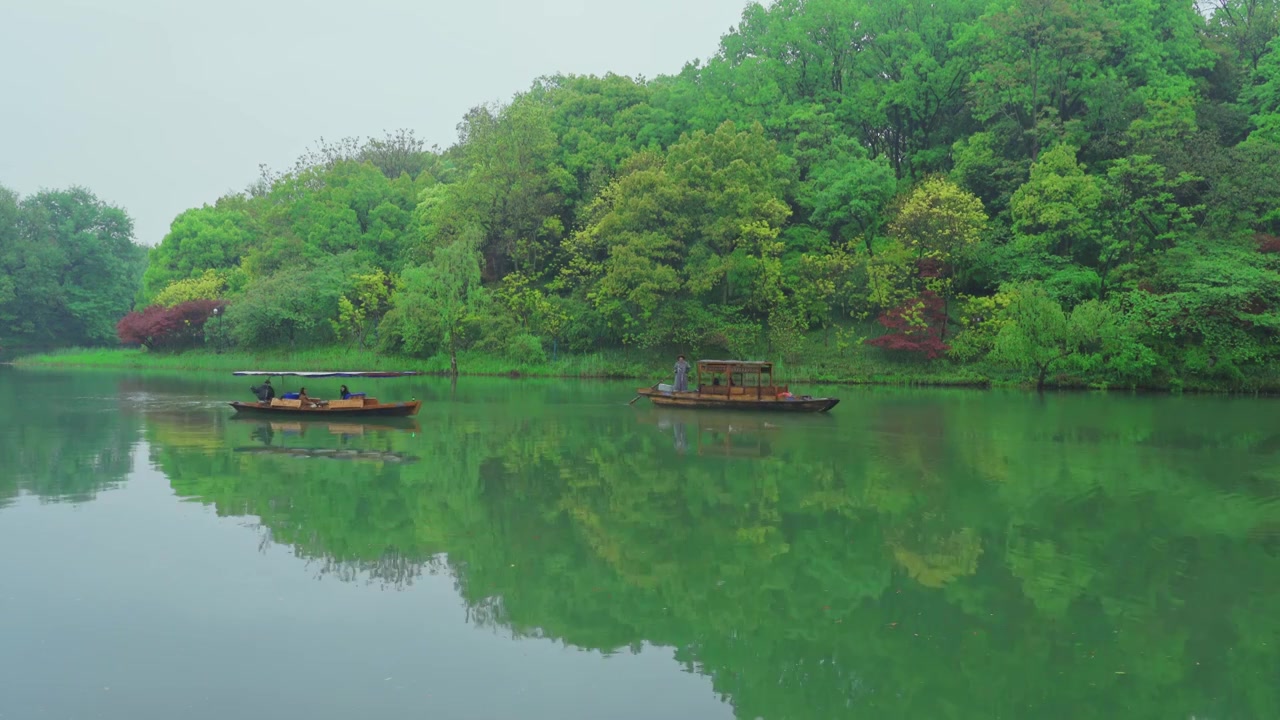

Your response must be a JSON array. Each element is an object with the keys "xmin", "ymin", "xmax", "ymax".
[
  {"xmin": 116, "ymin": 300, "xmax": 225, "ymax": 351},
  {"xmin": 506, "ymin": 333, "xmax": 547, "ymax": 364},
  {"xmin": 865, "ymin": 292, "xmax": 950, "ymax": 360}
]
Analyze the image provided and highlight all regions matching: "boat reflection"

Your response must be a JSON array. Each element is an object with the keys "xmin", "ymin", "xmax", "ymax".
[
  {"xmin": 231, "ymin": 417, "xmax": 420, "ymax": 464},
  {"xmin": 637, "ymin": 410, "xmax": 781, "ymax": 458}
]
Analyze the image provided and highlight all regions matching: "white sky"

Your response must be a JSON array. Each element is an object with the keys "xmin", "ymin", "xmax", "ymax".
[{"xmin": 0, "ymin": 0, "xmax": 752, "ymax": 245}]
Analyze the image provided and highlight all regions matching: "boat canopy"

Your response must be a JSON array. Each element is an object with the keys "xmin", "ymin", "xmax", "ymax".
[
  {"xmin": 696, "ymin": 359, "xmax": 773, "ymax": 374},
  {"xmin": 232, "ymin": 371, "xmax": 421, "ymax": 378}
]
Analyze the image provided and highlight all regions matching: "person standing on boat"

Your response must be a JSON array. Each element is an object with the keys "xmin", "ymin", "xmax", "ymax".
[
  {"xmin": 673, "ymin": 355, "xmax": 691, "ymax": 393},
  {"xmin": 251, "ymin": 378, "xmax": 274, "ymax": 402}
]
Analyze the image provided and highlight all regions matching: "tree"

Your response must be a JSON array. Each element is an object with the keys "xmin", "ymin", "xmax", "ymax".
[
  {"xmin": 886, "ymin": 176, "xmax": 987, "ymax": 338},
  {"xmin": 561, "ymin": 122, "xmax": 792, "ymax": 349},
  {"xmin": 1, "ymin": 186, "xmax": 144, "ymax": 347},
  {"xmin": 224, "ymin": 259, "xmax": 347, "ymax": 349},
  {"xmin": 991, "ymin": 283, "xmax": 1118, "ymax": 389},
  {"xmin": 1205, "ymin": 0, "xmax": 1280, "ymax": 73},
  {"xmin": 331, "ymin": 269, "xmax": 393, "ymax": 348},
  {"xmin": 1010, "ymin": 144, "xmax": 1102, "ymax": 262},
  {"xmin": 892, "ymin": 176, "xmax": 988, "ymax": 264},
  {"xmin": 425, "ymin": 97, "xmax": 574, "ymax": 279},
  {"xmin": 384, "ymin": 233, "xmax": 489, "ymax": 375},
  {"xmin": 140, "ymin": 197, "xmax": 255, "ymax": 303},
  {"xmin": 965, "ymin": 0, "xmax": 1110, "ymax": 159},
  {"xmin": 864, "ymin": 291, "xmax": 951, "ymax": 359}
]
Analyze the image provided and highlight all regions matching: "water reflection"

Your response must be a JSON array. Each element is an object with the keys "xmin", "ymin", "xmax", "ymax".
[
  {"xmin": 145, "ymin": 389, "xmax": 1280, "ymax": 719},
  {"xmin": 0, "ymin": 369, "xmax": 141, "ymax": 506},
  {"xmin": 4, "ymin": 368, "xmax": 1280, "ymax": 720},
  {"xmin": 230, "ymin": 418, "xmax": 421, "ymax": 464},
  {"xmin": 639, "ymin": 409, "xmax": 782, "ymax": 457}
]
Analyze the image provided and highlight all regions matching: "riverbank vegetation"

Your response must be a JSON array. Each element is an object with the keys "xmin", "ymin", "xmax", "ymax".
[{"xmin": 10, "ymin": 1, "xmax": 1280, "ymax": 391}]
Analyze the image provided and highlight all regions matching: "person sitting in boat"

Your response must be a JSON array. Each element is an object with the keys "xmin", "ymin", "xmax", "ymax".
[
  {"xmin": 250, "ymin": 378, "xmax": 274, "ymax": 403},
  {"xmin": 282, "ymin": 387, "xmax": 321, "ymax": 408},
  {"xmin": 674, "ymin": 355, "xmax": 691, "ymax": 393},
  {"xmin": 339, "ymin": 384, "xmax": 366, "ymax": 400}
]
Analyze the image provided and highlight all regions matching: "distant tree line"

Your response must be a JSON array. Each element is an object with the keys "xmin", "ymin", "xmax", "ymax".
[{"xmin": 18, "ymin": 0, "xmax": 1280, "ymax": 388}]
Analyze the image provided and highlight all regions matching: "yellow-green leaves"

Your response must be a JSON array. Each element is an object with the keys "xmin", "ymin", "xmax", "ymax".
[
  {"xmin": 152, "ymin": 269, "xmax": 230, "ymax": 308},
  {"xmin": 330, "ymin": 269, "xmax": 392, "ymax": 348},
  {"xmin": 864, "ymin": 239, "xmax": 917, "ymax": 312},
  {"xmin": 1011, "ymin": 144, "xmax": 1101, "ymax": 259},
  {"xmin": 891, "ymin": 176, "xmax": 987, "ymax": 262},
  {"xmin": 991, "ymin": 283, "xmax": 1118, "ymax": 388}
]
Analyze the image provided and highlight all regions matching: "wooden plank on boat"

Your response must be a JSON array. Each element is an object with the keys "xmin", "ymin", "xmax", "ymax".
[{"xmin": 270, "ymin": 398, "xmax": 303, "ymax": 408}]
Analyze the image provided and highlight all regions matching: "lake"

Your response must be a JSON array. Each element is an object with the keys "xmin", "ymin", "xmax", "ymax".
[{"xmin": 1, "ymin": 366, "xmax": 1277, "ymax": 719}]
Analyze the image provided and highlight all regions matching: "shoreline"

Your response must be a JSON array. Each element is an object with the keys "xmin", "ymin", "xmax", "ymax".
[
  {"xmin": 9, "ymin": 348, "xmax": 1279, "ymax": 396},
  {"xmin": 8, "ymin": 351, "xmax": 987, "ymax": 388}
]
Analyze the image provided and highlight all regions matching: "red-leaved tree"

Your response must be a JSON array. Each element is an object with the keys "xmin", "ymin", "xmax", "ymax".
[
  {"xmin": 1256, "ymin": 234, "xmax": 1280, "ymax": 254},
  {"xmin": 117, "ymin": 300, "xmax": 224, "ymax": 351},
  {"xmin": 864, "ymin": 291, "xmax": 950, "ymax": 359}
]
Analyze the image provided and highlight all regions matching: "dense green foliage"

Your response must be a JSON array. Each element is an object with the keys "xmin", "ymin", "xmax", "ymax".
[
  {"xmin": 135, "ymin": 383, "xmax": 1280, "ymax": 719},
  {"xmin": 0, "ymin": 186, "xmax": 145, "ymax": 350},
  {"xmin": 112, "ymin": 1, "xmax": 1280, "ymax": 387}
]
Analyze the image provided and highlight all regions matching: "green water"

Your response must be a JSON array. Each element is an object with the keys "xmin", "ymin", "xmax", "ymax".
[{"xmin": 1, "ymin": 367, "xmax": 1278, "ymax": 719}]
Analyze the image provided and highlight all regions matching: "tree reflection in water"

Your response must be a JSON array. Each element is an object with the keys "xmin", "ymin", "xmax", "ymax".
[{"xmin": 137, "ymin": 391, "xmax": 1280, "ymax": 719}]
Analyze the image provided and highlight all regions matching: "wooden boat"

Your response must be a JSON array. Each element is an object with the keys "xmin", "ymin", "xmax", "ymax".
[
  {"xmin": 228, "ymin": 370, "xmax": 422, "ymax": 418},
  {"xmin": 635, "ymin": 360, "xmax": 839, "ymax": 413}
]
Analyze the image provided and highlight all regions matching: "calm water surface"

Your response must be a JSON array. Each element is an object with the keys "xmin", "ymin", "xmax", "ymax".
[{"xmin": 1, "ymin": 367, "xmax": 1278, "ymax": 719}]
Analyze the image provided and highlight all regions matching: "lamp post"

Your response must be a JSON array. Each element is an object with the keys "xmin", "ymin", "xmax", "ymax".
[{"xmin": 212, "ymin": 306, "xmax": 223, "ymax": 354}]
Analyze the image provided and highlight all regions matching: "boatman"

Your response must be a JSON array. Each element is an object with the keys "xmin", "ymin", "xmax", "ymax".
[
  {"xmin": 250, "ymin": 378, "xmax": 275, "ymax": 403},
  {"xmin": 674, "ymin": 355, "xmax": 691, "ymax": 393}
]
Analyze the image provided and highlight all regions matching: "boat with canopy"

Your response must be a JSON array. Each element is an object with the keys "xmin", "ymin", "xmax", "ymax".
[
  {"xmin": 634, "ymin": 360, "xmax": 839, "ymax": 413},
  {"xmin": 227, "ymin": 370, "xmax": 422, "ymax": 417}
]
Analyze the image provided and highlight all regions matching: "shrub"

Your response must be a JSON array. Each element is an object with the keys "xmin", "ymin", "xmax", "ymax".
[
  {"xmin": 506, "ymin": 333, "xmax": 547, "ymax": 364},
  {"xmin": 864, "ymin": 292, "xmax": 950, "ymax": 360},
  {"xmin": 116, "ymin": 300, "xmax": 225, "ymax": 351}
]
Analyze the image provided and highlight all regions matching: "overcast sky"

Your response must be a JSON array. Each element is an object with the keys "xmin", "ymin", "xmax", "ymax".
[{"xmin": 0, "ymin": 0, "xmax": 751, "ymax": 246}]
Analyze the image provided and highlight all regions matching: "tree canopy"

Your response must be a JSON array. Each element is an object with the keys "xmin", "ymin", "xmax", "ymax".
[
  {"xmin": 16, "ymin": 1, "xmax": 1280, "ymax": 388},
  {"xmin": 0, "ymin": 185, "xmax": 145, "ymax": 349}
]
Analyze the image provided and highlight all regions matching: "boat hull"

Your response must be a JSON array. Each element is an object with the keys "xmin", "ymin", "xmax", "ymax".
[
  {"xmin": 228, "ymin": 401, "xmax": 422, "ymax": 418},
  {"xmin": 638, "ymin": 390, "xmax": 838, "ymax": 413}
]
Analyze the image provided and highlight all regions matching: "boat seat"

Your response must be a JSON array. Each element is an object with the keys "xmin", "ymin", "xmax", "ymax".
[
  {"xmin": 270, "ymin": 398, "xmax": 303, "ymax": 408},
  {"xmin": 328, "ymin": 398, "xmax": 364, "ymax": 409}
]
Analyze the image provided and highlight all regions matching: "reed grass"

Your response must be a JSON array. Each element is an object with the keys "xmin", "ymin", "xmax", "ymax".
[
  {"xmin": 12, "ymin": 347, "xmax": 655, "ymax": 380},
  {"xmin": 13, "ymin": 345, "xmax": 1273, "ymax": 393},
  {"xmin": 11, "ymin": 345, "xmax": 1002, "ymax": 388}
]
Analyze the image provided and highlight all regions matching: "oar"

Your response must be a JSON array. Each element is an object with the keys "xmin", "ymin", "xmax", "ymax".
[{"xmin": 628, "ymin": 383, "xmax": 658, "ymax": 405}]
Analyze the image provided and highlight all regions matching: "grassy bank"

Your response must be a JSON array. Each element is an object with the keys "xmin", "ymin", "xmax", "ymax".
[
  {"xmin": 14, "ymin": 346, "xmax": 1275, "ymax": 394},
  {"xmin": 12, "ymin": 347, "xmax": 638, "ymax": 378},
  {"xmin": 11, "ymin": 346, "xmax": 1001, "ymax": 388}
]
